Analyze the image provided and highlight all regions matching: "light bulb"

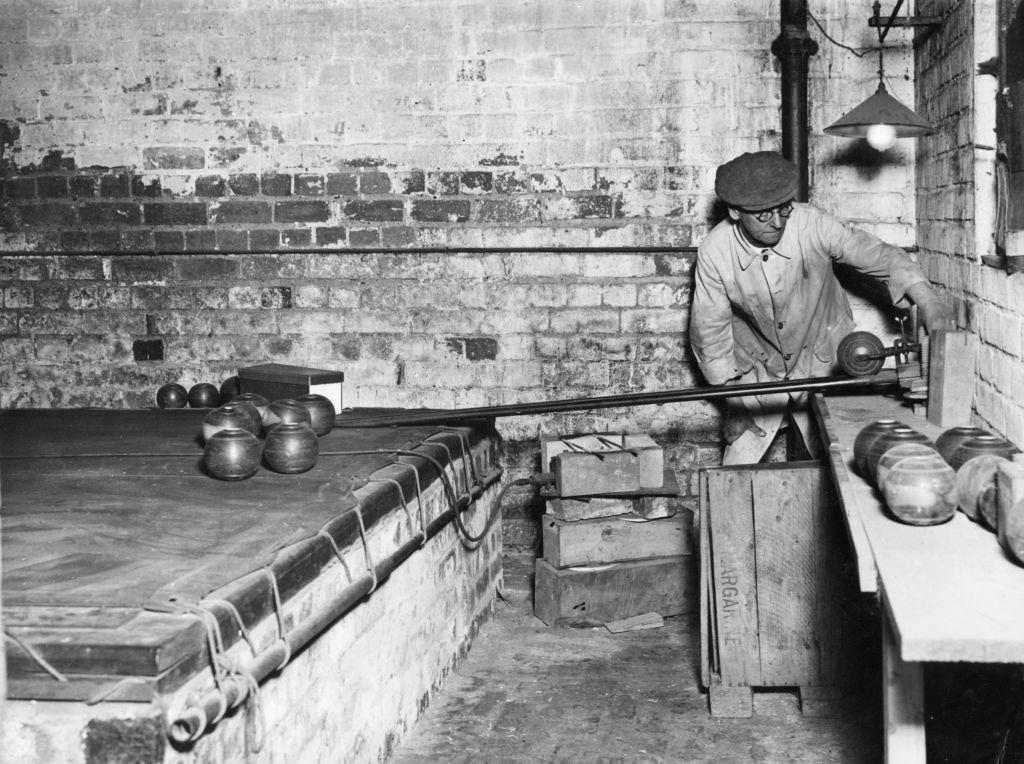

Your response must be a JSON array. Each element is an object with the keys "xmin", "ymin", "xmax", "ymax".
[{"xmin": 866, "ymin": 123, "xmax": 897, "ymax": 151}]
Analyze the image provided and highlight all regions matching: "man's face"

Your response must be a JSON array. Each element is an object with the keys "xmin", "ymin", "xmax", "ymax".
[{"xmin": 728, "ymin": 201, "xmax": 793, "ymax": 248}]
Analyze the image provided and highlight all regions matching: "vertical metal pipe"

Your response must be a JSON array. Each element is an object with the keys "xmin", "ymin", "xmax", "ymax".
[{"xmin": 771, "ymin": 0, "xmax": 819, "ymax": 201}]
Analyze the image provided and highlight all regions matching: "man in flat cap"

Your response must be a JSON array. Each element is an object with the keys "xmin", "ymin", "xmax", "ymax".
[{"xmin": 690, "ymin": 150, "xmax": 953, "ymax": 465}]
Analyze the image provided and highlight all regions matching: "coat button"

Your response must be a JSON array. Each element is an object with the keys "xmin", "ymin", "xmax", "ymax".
[
  {"xmin": 777, "ymin": 321, "xmax": 784, "ymax": 329},
  {"xmin": 783, "ymin": 353, "xmax": 792, "ymax": 361},
  {"xmin": 762, "ymin": 253, "xmax": 769, "ymax": 262}
]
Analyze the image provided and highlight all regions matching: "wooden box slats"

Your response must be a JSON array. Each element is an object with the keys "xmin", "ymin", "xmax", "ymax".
[{"xmin": 700, "ymin": 461, "xmax": 842, "ymax": 708}]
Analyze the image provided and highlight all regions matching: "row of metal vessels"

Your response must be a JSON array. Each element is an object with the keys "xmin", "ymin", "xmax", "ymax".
[{"xmin": 853, "ymin": 420, "xmax": 1024, "ymax": 563}]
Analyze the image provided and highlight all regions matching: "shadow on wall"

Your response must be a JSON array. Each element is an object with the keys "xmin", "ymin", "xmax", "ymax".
[{"xmin": 822, "ymin": 138, "xmax": 909, "ymax": 181}]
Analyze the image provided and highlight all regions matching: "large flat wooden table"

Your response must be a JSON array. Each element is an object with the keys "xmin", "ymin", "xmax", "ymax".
[
  {"xmin": 813, "ymin": 393, "xmax": 1024, "ymax": 763},
  {"xmin": 1, "ymin": 408, "xmax": 498, "ymax": 702}
]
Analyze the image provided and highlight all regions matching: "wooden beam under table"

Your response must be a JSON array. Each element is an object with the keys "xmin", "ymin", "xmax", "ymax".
[{"xmin": 883, "ymin": 608, "xmax": 925, "ymax": 764}]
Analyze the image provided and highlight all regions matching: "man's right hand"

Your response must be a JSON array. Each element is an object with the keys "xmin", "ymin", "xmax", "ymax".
[{"xmin": 723, "ymin": 410, "xmax": 767, "ymax": 444}]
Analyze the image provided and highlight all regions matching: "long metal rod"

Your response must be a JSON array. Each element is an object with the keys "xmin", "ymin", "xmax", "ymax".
[{"xmin": 336, "ymin": 371, "xmax": 899, "ymax": 428}]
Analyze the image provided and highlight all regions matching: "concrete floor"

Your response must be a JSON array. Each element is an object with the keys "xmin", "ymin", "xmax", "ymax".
[
  {"xmin": 391, "ymin": 555, "xmax": 890, "ymax": 763},
  {"xmin": 391, "ymin": 554, "xmax": 1024, "ymax": 764}
]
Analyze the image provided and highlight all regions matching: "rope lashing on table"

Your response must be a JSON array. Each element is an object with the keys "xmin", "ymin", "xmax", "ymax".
[
  {"xmin": 262, "ymin": 567, "xmax": 292, "ymax": 672},
  {"xmin": 436, "ymin": 426, "xmax": 484, "ymax": 491},
  {"xmin": 160, "ymin": 597, "xmax": 266, "ymax": 752},
  {"xmin": 165, "ymin": 435, "xmax": 503, "ymax": 746},
  {"xmin": 351, "ymin": 500, "xmax": 379, "ymax": 594},
  {"xmin": 315, "ymin": 525, "xmax": 356, "ymax": 583},
  {"xmin": 387, "ymin": 459, "xmax": 428, "ymax": 547},
  {"xmin": 367, "ymin": 474, "xmax": 419, "ymax": 542}
]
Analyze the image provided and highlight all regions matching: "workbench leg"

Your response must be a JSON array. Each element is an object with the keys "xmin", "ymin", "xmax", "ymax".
[{"xmin": 883, "ymin": 613, "xmax": 925, "ymax": 764}]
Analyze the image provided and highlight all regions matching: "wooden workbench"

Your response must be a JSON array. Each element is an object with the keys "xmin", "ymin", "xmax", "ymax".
[{"xmin": 812, "ymin": 393, "xmax": 1024, "ymax": 763}]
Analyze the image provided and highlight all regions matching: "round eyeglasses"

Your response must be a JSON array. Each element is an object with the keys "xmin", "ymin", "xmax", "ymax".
[{"xmin": 743, "ymin": 202, "xmax": 794, "ymax": 223}]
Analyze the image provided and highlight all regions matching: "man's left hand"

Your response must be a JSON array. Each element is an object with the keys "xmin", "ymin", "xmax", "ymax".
[
  {"xmin": 916, "ymin": 296, "xmax": 955, "ymax": 333},
  {"xmin": 906, "ymin": 282, "xmax": 955, "ymax": 333}
]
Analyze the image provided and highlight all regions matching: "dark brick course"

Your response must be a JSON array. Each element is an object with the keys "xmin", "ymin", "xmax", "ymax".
[
  {"xmin": 195, "ymin": 175, "xmax": 227, "ymax": 197},
  {"xmin": 185, "ymin": 229, "xmax": 218, "ymax": 251},
  {"xmin": 295, "ymin": 174, "xmax": 325, "ymax": 195},
  {"xmin": 130, "ymin": 176, "xmax": 161, "ymax": 198},
  {"xmin": 144, "ymin": 202, "xmax": 208, "ymax": 226},
  {"xmin": 249, "ymin": 228, "xmax": 280, "ymax": 249},
  {"xmin": 260, "ymin": 173, "xmax": 292, "ymax": 196},
  {"xmin": 90, "ymin": 230, "xmax": 153, "ymax": 251},
  {"xmin": 216, "ymin": 229, "xmax": 249, "ymax": 251},
  {"xmin": 326, "ymin": 173, "xmax": 358, "ymax": 195},
  {"xmin": 281, "ymin": 229, "xmax": 312, "ymax": 247},
  {"xmin": 359, "ymin": 171, "xmax": 391, "ymax": 194},
  {"xmin": 344, "ymin": 200, "xmax": 404, "ymax": 222},
  {"xmin": 229, "ymin": 174, "xmax": 260, "ymax": 195},
  {"xmin": 316, "ymin": 226, "xmax": 346, "ymax": 247},
  {"xmin": 20, "ymin": 202, "xmax": 77, "ymax": 227},
  {"xmin": 37, "ymin": 176, "xmax": 68, "ymax": 198},
  {"xmin": 275, "ymin": 200, "xmax": 330, "ymax": 223},
  {"xmin": 80, "ymin": 202, "xmax": 142, "ymax": 225},
  {"xmin": 211, "ymin": 201, "xmax": 271, "ymax": 224},
  {"xmin": 349, "ymin": 228, "xmax": 380, "ymax": 246},
  {"xmin": 411, "ymin": 199, "xmax": 470, "ymax": 223},
  {"xmin": 4, "ymin": 178, "xmax": 37, "ymax": 199},
  {"xmin": 99, "ymin": 174, "xmax": 131, "ymax": 197},
  {"xmin": 154, "ymin": 230, "xmax": 186, "ymax": 251}
]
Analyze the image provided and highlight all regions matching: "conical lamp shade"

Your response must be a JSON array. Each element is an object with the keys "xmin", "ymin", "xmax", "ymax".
[{"xmin": 824, "ymin": 83, "xmax": 936, "ymax": 138}]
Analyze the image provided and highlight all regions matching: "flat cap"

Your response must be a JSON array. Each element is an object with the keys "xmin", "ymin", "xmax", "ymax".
[{"xmin": 714, "ymin": 151, "xmax": 798, "ymax": 210}]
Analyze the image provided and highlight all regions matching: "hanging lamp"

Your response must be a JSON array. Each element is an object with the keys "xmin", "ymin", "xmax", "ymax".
[{"xmin": 824, "ymin": 0, "xmax": 937, "ymax": 151}]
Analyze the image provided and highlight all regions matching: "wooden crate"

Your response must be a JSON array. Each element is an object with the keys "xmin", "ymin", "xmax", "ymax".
[
  {"xmin": 699, "ymin": 461, "xmax": 843, "ymax": 717},
  {"xmin": 542, "ymin": 433, "xmax": 664, "ymax": 496},
  {"xmin": 534, "ymin": 555, "xmax": 696, "ymax": 627},
  {"xmin": 541, "ymin": 511, "xmax": 693, "ymax": 568}
]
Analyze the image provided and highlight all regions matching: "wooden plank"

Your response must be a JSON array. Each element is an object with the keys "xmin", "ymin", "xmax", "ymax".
[
  {"xmin": 706, "ymin": 469, "xmax": 762, "ymax": 687},
  {"xmin": 824, "ymin": 395, "xmax": 1024, "ymax": 663},
  {"xmin": 546, "ymin": 496, "xmax": 637, "ymax": 522},
  {"xmin": 604, "ymin": 612, "xmax": 663, "ymax": 633},
  {"xmin": 810, "ymin": 393, "xmax": 877, "ymax": 593},
  {"xmin": 699, "ymin": 470, "xmax": 711, "ymax": 689},
  {"xmin": 541, "ymin": 512, "xmax": 692, "ymax": 568},
  {"xmin": 540, "ymin": 469, "xmax": 681, "ymax": 501},
  {"xmin": 751, "ymin": 466, "xmax": 819, "ymax": 687},
  {"xmin": 812, "ymin": 469, "xmax": 843, "ymax": 686},
  {"xmin": 926, "ymin": 330, "xmax": 979, "ymax": 427},
  {"xmin": 4, "ymin": 611, "xmax": 204, "ymax": 677},
  {"xmin": 882, "ymin": 611, "xmax": 926, "ymax": 764},
  {"xmin": 2, "ymin": 606, "xmax": 139, "ymax": 630},
  {"xmin": 532, "ymin": 556, "xmax": 695, "ymax": 627}
]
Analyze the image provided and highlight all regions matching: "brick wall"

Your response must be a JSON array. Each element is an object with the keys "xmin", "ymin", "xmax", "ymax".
[
  {"xmin": 916, "ymin": 0, "xmax": 1024, "ymax": 448},
  {"xmin": 0, "ymin": 1, "xmax": 919, "ymax": 548}
]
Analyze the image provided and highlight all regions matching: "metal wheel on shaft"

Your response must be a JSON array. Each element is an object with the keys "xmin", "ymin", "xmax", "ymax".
[{"xmin": 836, "ymin": 331, "xmax": 886, "ymax": 377}]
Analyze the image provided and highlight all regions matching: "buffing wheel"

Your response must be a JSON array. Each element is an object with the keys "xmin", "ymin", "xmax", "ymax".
[{"xmin": 836, "ymin": 331, "xmax": 885, "ymax": 377}]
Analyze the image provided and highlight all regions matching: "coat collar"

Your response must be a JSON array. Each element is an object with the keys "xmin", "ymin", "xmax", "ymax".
[{"xmin": 731, "ymin": 221, "xmax": 792, "ymax": 271}]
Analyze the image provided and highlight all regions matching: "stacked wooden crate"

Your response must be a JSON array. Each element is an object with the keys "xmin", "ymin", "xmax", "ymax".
[{"xmin": 533, "ymin": 434, "xmax": 697, "ymax": 627}]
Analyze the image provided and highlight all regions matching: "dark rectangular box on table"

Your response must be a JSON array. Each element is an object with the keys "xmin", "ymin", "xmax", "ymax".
[{"xmin": 238, "ymin": 363, "xmax": 344, "ymax": 411}]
